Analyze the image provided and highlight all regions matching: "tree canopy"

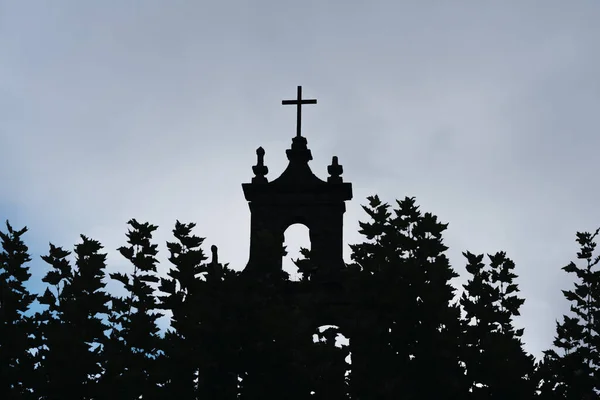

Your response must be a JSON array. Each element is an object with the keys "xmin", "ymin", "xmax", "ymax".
[{"xmin": 1, "ymin": 196, "xmax": 598, "ymax": 399}]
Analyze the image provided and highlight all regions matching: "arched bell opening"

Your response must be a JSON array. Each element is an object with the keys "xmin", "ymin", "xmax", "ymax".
[{"xmin": 282, "ymin": 222, "xmax": 311, "ymax": 281}]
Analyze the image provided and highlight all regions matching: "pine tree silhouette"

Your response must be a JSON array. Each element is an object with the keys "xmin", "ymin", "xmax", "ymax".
[
  {"xmin": 0, "ymin": 222, "xmax": 37, "ymax": 400},
  {"xmin": 537, "ymin": 228, "xmax": 600, "ymax": 399},
  {"xmin": 348, "ymin": 195, "xmax": 467, "ymax": 398},
  {"xmin": 460, "ymin": 251, "xmax": 537, "ymax": 399},
  {"xmin": 37, "ymin": 237, "xmax": 110, "ymax": 399},
  {"xmin": 100, "ymin": 219, "xmax": 163, "ymax": 400}
]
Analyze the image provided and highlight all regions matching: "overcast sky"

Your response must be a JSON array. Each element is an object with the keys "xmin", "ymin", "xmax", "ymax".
[{"xmin": 2, "ymin": 1, "xmax": 599, "ymax": 361}]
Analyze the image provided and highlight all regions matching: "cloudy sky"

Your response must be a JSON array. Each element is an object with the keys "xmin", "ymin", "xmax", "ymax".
[{"xmin": 2, "ymin": 1, "xmax": 599, "ymax": 361}]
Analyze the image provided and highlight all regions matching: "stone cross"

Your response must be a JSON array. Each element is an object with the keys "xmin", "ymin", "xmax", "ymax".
[{"xmin": 282, "ymin": 86, "xmax": 317, "ymax": 137}]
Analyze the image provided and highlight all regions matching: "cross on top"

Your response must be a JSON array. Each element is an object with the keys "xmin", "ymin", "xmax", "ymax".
[{"xmin": 282, "ymin": 86, "xmax": 317, "ymax": 137}]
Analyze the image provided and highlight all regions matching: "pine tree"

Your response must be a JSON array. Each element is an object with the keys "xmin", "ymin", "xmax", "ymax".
[
  {"xmin": 538, "ymin": 228, "xmax": 600, "ymax": 399},
  {"xmin": 0, "ymin": 221, "xmax": 37, "ymax": 399},
  {"xmin": 157, "ymin": 221, "xmax": 207, "ymax": 398},
  {"xmin": 37, "ymin": 236, "xmax": 111, "ymax": 399},
  {"xmin": 460, "ymin": 251, "xmax": 536, "ymax": 399},
  {"xmin": 101, "ymin": 219, "xmax": 163, "ymax": 400},
  {"xmin": 158, "ymin": 221, "xmax": 240, "ymax": 398},
  {"xmin": 349, "ymin": 195, "xmax": 467, "ymax": 398}
]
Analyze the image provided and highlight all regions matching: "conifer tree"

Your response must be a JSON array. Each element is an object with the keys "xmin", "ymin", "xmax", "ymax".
[
  {"xmin": 158, "ymin": 221, "xmax": 239, "ymax": 398},
  {"xmin": 0, "ymin": 221, "xmax": 37, "ymax": 399},
  {"xmin": 37, "ymin": 236, "xmax": 111, "ymax": 399},
  {"xmin": 101, "ymin": 219, "xmax": 163, "ymax": 400},
  {"xmin": 460, "ymin": 251, "xmax": 536, "ymax": 399},
  {"xmin": 158, "ymin": 221, "xmax": 207, "ymax": 398},
  {"xmin": 348, "ymin": 196, "xmax": 467, "ymax": 398},
  {"xmin": 537, "ymin": 228, "xmax": 600, "ymax": 399}
]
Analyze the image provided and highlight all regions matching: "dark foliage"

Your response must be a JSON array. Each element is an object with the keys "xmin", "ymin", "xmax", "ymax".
[
  {"xmin": 100, "ymin": 219, "xmax": 163, "ymax": 399},
  {"xmin": 460, "ymin": 251, "xmax": 537, "ymax": 399},
  {"xmin": 1, "ymin": 199, "xmax": 597, "ymax": 399},
  {"xmin": 537, "ymin": 228, "xmax": 600, "ymax": 399},
  {"xmin": 37, "ymin": 236, "xmax": 111, "ymax": 399},
  {"xmin": 0, "ymin": 221, "xmax": 37, "ymax": 399},
  {"xmin": 158, "ymin": 221, "xmax": 239, "ymax": 399},
  {"xmin": 348, "ymin": 196, "xmax": 467, "ymax": 398}
]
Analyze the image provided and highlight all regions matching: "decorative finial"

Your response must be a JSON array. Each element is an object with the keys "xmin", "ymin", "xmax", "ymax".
[
  {"xmin": 327, "ymin": 156, "xmax": 343, "ymax": 183},
  {"xmin": 257, "ymin": 147, "xmax": 265, "ymax": 164},
  {"xmin": 252, "ymin": 147, "xmax": 268, "ymax": 183},
  {"xmin": 210, "ymin": 245, "xmax": 218, "ymax": 265}
]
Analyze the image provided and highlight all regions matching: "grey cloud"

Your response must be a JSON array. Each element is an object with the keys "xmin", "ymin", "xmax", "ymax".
[{"xmin": 1, "ymin": 0, "xmax": 599, "ymax": 360}]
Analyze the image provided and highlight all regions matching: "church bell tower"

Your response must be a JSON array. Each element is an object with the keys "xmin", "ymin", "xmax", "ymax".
[{"xmin": 242, "ymin": 86, "xmax": 352, "ymax": 277}]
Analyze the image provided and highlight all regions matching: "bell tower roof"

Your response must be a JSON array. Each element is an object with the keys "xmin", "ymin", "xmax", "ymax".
[{"xmin": 242, "ymin": 86, "xmax": 352, "ymax": 276}]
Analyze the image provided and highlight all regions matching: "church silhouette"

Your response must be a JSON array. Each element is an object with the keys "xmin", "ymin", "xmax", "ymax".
[
  {"xmin": 232, "ymin": 86, "xmax": 361, "ymax": 399},
  {"xmin": 242, "ymin": 86, "xmax": 352, "ymax": 279}
]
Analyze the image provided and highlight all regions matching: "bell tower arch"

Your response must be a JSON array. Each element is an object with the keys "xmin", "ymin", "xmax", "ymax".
[{"xmin": 242, "ymin": 86, "xmax": 352, "ymax": 277}]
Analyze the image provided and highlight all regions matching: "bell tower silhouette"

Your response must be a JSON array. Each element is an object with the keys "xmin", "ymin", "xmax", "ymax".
[{"xmin": 242, "ymin": 86, "xmax": 352, "ymax": 277}]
